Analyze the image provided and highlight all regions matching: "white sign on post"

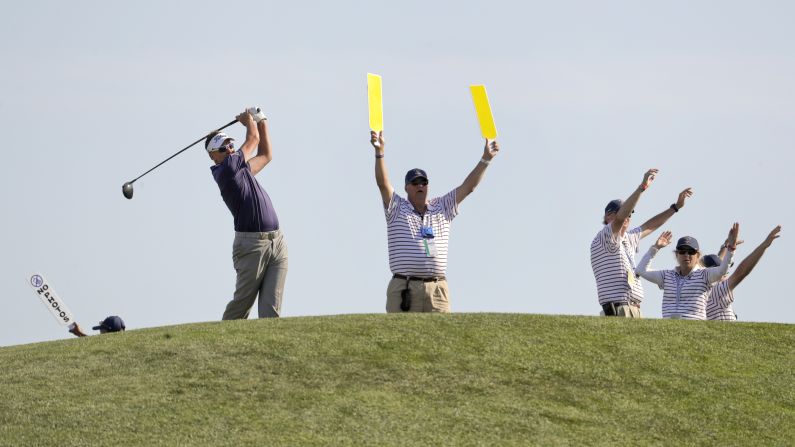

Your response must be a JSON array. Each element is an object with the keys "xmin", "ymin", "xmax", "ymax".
[{"xmin": 28, "ymin": 273, "xmax": 75, "ymax": 326}]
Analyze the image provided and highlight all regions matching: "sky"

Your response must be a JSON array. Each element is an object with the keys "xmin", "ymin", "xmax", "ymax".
[{"xmin": 2, "ymin": 0, "xmax": 793, "ymax": 346}]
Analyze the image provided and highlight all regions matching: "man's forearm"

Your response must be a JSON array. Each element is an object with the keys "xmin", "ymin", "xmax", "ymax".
[
  {"xmin": 728, "ymin": 243, "xmax": 769, "ymax": 289},
  {"xmin": 375, "ymin": 154, "xmax": 389, "ymax": 189},
  {"xmin": 458, "ymin": 161, "xmax": 489, "ymax": 199},
  {"xmin": 641, "ymin": 207, "xmax": 675, "ymax": 234},
  {"xmin": 256, "ymin": 121, "xmax": 272, "ymax": 159},
  {"xmin": 241, "ymin": 120, "xmax": 260, "ymax": 158},
  {"xmin": 616, "ymin": 185, "xmax": 645, "ymax": 223}
]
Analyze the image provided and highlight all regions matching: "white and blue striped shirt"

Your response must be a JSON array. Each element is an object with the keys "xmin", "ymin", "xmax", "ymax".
[
  {"xmin": 590, "ymin": 225, "xmax": 644, "ymax": 306},
  {"xmin": 637, "ymin": 247, "xmax": 734, "ymax": 320},
  {"xmin": 385, "ymin": 190, "xmax": 458, "ymax": 277},
  {"xmin": 706, "ymin": 280, "xmax": 737, "ymax": 321}
]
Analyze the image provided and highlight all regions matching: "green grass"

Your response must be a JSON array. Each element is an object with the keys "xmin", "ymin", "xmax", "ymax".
[{"xmin": 1, "ymin": 314, "xmax": 793, "ymax": 446}]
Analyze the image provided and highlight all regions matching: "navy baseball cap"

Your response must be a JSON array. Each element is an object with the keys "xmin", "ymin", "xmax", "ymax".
[
  {"xmin": 676, "ymin": 236, "xmax": 699, "ymax": 251},
  {"xmin": 405, "ymin": 168, "xmax": 428, "ymax": 184},
  {"xmin": 702, "ymin": 254, "xmax": 721, "ymax": 268},
  {"xmin": 92, "ymin": 316, "xmax": 126, "ymax": 332},
  {"xmin": 604, "ymin": 199, "xmax": 622, "ymax": 214}
]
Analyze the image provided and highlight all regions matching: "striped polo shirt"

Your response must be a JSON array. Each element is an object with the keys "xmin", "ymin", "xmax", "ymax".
[
  {"xmin": 706, "ymin": 280, "xmax": 737, "ymax": 321},
  {"xmin": 656, "ymin": 269, "xmax": 714, "ymax": 320},
  {"xmin": 385, "ymin": 190, "xmax": 458, "ymax": 277},
  {"xmin": 590, "ymin": 225, "xmax": 644, "ymax": 306}
]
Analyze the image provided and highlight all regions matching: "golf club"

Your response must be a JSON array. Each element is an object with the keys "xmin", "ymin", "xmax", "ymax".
[{"xmin": 121, "ymin": 117, "xmax": 241, "ymax": 199}]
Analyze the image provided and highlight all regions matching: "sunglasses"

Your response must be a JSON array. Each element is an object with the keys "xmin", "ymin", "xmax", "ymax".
[
  {"xmin": 217, "ymin": 142, "xmax": 234, "ymax": 153},
  {"xmin": 676, "ymin": 249, "xmax": 698, "ymax": 256},
  {"xmin": 410, "ymin": 180, "xmax": 428, "ymax": 186}
]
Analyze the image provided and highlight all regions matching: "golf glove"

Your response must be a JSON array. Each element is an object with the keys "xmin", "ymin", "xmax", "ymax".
[{"xmin": 247, "ymin": 107, "xmax": 267, "ymax": 123}]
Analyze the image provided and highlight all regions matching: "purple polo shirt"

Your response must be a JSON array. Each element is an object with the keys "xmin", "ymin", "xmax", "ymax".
[{"xmin": 211, "ymin": 152, "xmax": 279, "ymax": 232}]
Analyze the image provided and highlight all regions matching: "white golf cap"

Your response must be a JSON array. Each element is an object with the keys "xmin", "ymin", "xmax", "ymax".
[{"xmin": 206, "ymin": 133, "xmax": 234, "ymax": 152}]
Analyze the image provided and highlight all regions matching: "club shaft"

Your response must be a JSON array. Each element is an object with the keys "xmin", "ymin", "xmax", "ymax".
[{"xmin": 129, "ymin": 119, "xmax": 238, "ymax": 184}]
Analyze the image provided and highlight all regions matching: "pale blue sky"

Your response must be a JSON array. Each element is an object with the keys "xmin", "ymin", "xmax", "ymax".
[{"xmin": 2, "ymin": 0, "xmax": 793, "ymax": 346}]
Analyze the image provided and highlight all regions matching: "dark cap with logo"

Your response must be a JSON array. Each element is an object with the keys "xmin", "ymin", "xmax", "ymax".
[
  {"xmin": 604, "ymin": 199, "xmax": 622, "ymax": 214},
  {"xmin": 92, "ymin": 316, "xmax": 126, "ymax": 332},
  {"xmin": 676, "ymin": 236, "xmax": 699, "ymax": 251},
  {"xmin": 405, "ymin": 168, "xmax": 428, "ymax": 184}
]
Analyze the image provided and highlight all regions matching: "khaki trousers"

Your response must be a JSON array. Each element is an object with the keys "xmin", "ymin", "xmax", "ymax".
[
  {"xmin": 386, "ymin": 277, "xmax": 450, "ymax": 313},
  {"xmin": 222, "ymin": 230, "xmax": 288, "ymax": 320}
]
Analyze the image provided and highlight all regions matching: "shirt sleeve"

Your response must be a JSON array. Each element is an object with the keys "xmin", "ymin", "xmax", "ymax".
[
  {"xmin": 627, "ymin": 227, "xmax": 643, "ymax": 253},
  {"xmin": 385, "ymin": 192, "xmax": 402, "ymax": 223},
  {"xmin": 712, "ymin": 280, "xmax": 735, "ymax": 307},
  {"xmin": 219, "ymin": 152, "xmax": 245, "ymax": 180},
  {"xmin": 636, "ymin": 246, "xmax": 665, "ymax": 287},
  {"xmin": 594, "ymin": 225, "xmax": 620, "ymax": 253},
  {"xmin": 441, "ymin": 189, "xmax": 459, "ymax": 221},
  {"xmin": 705, "ymin": 250, "xmax": 734, "ymax": 284}
]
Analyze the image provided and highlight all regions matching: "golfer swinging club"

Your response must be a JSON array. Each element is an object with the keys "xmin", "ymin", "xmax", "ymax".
[{"xmin": 206, "ymin": 107, "xmax": 288, "ymax": 319}]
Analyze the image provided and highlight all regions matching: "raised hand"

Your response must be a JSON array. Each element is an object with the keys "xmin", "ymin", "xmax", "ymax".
[
  {"xmin": 727, "ymin": 223, "xmax": 740, "ymax": 249},
  {"xmin": 676, "ymin": 188, "xmax": 693, "ymax": 209},
  {"xmin": 370, "ymin": 130, "xmax": 384, "ymax": 150},
  {"xmin": 483, "ymin": 139, "xmax": 500, "ymax": 160},
  {"xmin": 641, "ymin": 169, "xmax": 659, "ymax": 191},
  {"xmin": 763, "ymin": 225, "xmax": 782, "ymax": 247},
  {"xmin": 655, "ymin": 230, "xmax": 672, "ymax": 249},
  {"xmin": 236, "ymin": 110, "xmax": 254, "ymax": 126},
  {"xmin": 247, "ymin": 106, "xmax": 267, "ymax": 123}
]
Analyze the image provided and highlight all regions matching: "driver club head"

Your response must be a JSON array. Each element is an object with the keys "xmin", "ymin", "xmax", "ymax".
[{"xmin": 122, "ymin": 182, "xmax": 134, "ymax": 199}]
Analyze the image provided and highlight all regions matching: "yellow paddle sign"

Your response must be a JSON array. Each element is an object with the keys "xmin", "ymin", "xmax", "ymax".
[
  {"xmin": 470, "ymin": 85, "xmax": 497, "ymax": 140},
  {"xmin": 367, "ymin": 73, "xmax": 383, "ymax": 132}
]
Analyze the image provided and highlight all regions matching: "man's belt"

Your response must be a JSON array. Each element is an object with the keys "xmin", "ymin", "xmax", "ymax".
[{"xmin": 393, "ymin": 274, "xmax": 445, "ymax": 283}]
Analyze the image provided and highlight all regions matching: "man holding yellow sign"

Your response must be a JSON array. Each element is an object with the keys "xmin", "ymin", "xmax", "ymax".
[{"xmin": 369, "ymin": 76, "xmax": 500, "ymax": 313}]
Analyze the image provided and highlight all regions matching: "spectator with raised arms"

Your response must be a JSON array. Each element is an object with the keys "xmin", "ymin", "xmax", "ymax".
[
  {"xmin": 590, "ymin": 169, "xmax": 693, "ymax": 318},
  {"xmin": 703, "ymin": 226, "xmax": 782, "ymax": 321},
  {"xmin": 370, "ymin": 130, "xmax": 499, "ymax": 313},
  {"xmin": 636, "ymin": 224, "xmax": 739, "ymax": 319}
]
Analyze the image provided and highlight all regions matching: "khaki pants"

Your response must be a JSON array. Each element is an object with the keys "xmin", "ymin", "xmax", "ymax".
[
  {"xmin": 222, "ymin": 230, "xmax": 288, "ymax": 320},
  {"xmin": 386, "ymin": 277, "xmax": 450, "ymax": 313},
  {"xmin": 600, "ymin": 304, "xmax": 642, "ymax": 318}
]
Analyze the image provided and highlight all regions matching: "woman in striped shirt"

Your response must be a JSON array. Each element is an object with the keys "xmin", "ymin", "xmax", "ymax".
[{"xmin": 636, "ymin": 224, "xmax": 739, "ymax": 320}]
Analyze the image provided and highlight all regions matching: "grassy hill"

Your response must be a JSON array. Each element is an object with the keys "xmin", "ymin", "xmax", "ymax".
[{"xmin": 1, "ymin": 314, "xmax": 793, "ymax": 446}]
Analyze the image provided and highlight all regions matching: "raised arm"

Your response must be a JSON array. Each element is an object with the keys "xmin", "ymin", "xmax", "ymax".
[
  {"xmin": 636, "ymin": 230, "xmax": 671, "ymax": 286},
  {"xmin": 455, "ymin": 139, "xmax": 499, "ymax": 206},
  {"xmin": 727, "ymin": 225, "xmax": 781, "ymax": 290},
  {"xmin": 610, "ymin": 169, "xmax": 657, "ymax": 235},
  {"xmin": 639, "ymin": 187, "xmax": 693, "ymax": 238},
  {"xmin": 371, "ymin": 131, "xmax": 393, "ymax": 208},
  {"xmin": 248, "ymin": 109, "xmax": 272, "ymax": 176},
  {"xmin": 707, "ymin": 223, "xmax": 739, "ymax": 283},
  {"xmin": 237, "ymin": 110, "xmax": 260, "ymax": 161},
  {"xmin": 717, "ymin": 227, "xmax": 745, "ymax": 260}
]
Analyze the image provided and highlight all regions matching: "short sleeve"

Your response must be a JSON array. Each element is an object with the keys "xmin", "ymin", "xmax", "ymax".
[
  {"xmin": 713, "ymin": 280, "xmax": 735, "ymax": 307},
  {"xmin": 440, "ymin": 189, "xmax": 459, "ymax": 221},
  {"xmin": 385, "ymin": 192, "xmax": 402, "ymax": 223},
  {"xmin": 595, "ymin": 224, "xmax": 620, "ymax": 253},
  {"xmin": 627, "ymin": 227, "xmax": 643, "ymax": 253}
]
